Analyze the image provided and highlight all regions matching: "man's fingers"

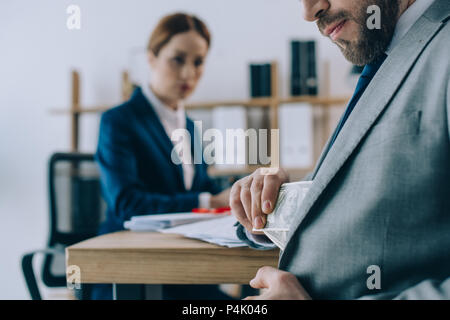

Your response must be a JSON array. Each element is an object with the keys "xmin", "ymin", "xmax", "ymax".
[
  {"xmin": 240, "ymin": 177, "xmax": 253, "ymax": 227},
  {"xmin": 230, "ymin": 168, "xmax": 288, "ymax": 232},
  {"xmin": 250, "ymin": 175, "xmax": 265, "ymax": 229},
  {"xmin": 261, "ymin": 174, "xmax": 283, "ymax": 214},
  {"xmin": 249, "ymin": 266, "xmax": 278, "ymax": 289},
  {"xmin": 230, "ymin": 183, "xmax": 252, "ymax": 231}
]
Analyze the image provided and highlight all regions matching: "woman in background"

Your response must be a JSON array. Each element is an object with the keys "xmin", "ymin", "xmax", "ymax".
[{"xmin": 94, "ymin": 13, "xmax": 231, "ymax": 300}]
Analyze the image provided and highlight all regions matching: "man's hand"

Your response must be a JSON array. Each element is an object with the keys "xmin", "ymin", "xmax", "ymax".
[
  {"xmin": 230, "ymin": 168, "xmax": 289, "ymax": 233},
  {"xmin": 244, "ymin": 266, "xmax": 311, "ymax": 300}
]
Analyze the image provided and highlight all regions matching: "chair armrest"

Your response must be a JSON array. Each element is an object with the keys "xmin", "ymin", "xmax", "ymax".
[{"xmin": 21, "ymin": 248, "xmax": 64, "ymax": 300}]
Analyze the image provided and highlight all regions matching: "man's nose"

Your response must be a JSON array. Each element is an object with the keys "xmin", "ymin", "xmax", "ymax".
[{"xmin": 302, "ymin": 0, "xmax": 330, "ymax": 21}]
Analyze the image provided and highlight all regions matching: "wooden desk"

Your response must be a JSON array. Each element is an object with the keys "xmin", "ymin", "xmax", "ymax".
[{"xmin": 66, "ymin": 231, "xmax": 279, "ymax": 286}]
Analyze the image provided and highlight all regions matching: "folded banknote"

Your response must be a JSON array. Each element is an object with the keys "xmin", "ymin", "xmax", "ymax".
[{"xmin": 253, "ymin": 181, "xmax": 313, "ymax": 250}]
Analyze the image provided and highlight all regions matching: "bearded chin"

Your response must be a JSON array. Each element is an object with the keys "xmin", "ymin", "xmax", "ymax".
[
  {"xmin": 338, "ymin": 27, "xmax": 393, "ymax": 66},
  {"xmin": 334, "ymin": 0, "xmax": 399, "ymax": 66}
]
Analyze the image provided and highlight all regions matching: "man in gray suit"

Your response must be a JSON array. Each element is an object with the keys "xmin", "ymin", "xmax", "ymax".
[{"xmin": 231, "ymin": 0, "xmax": 450, "ymax": 299}]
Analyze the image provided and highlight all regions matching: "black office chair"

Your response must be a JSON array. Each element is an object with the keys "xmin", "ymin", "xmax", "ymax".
[{"xmin": 21, "ymin": 152, "xmax": 105, "ymax": 300}]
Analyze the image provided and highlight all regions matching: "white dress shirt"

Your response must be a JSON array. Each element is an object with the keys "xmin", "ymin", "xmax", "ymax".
[{"xmin": 141, "ymin": 83, "xmax": 211, "ymax": 208}]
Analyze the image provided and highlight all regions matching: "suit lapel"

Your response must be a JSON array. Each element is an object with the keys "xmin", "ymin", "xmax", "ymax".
[
  {"xmin": 187, "ymin": 119, "xmax": 202, "ymax": 189},
  {"xmin": 311, "ymin": 125, "xmax": 337, "ymax": 179},
  {"xmin": 131, "ymin": 88, "xmax": 185, "ymax": 190},
  {"xmin": 283, "ymin": 2, "xmax": 450, "ymax": 250}
]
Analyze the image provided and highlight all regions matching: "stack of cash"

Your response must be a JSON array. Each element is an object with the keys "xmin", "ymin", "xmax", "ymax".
[{"xmin": 253, "ymin": 181, "xmax": 313, "ymax": 250}]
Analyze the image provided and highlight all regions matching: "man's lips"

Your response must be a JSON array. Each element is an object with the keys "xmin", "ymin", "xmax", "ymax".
[{"xmin": 324, "ymin": 19, "xmax": 347, "ymax": 40}]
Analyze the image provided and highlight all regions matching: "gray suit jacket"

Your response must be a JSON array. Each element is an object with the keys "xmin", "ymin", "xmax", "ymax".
[{"xmin": 240, "ymin": 0, "xmax": 450, "ymax": 299}]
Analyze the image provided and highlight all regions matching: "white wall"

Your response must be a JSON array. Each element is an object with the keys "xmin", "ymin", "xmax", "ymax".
[{"xmin": 0, "ymin": 0, "xmax": 352, "ymax": 299}]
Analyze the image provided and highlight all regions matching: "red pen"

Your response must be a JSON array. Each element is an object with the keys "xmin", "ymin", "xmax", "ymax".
[{"xmin": 192, "ymin": 206, "xmax": 231, "ymax": 214}]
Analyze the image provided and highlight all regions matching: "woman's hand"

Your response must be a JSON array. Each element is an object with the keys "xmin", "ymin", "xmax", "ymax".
[{"xmin": 210, "ymin": 188, "xmax": 231, "ymax": 208}]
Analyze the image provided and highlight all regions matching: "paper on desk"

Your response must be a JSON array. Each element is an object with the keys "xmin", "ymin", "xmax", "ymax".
[
  {"xmin": 160, "ymin": 215, "xmax": 248, "ymax": 248},
  {"xmin": 124, "ymin": 212, "xmax": 225, "ymax": 231}
]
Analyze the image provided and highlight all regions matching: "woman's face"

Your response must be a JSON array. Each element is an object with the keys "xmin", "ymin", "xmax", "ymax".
[{"xmin": 148, "ymin": 30, "xmax": 209, "ymax": 104}]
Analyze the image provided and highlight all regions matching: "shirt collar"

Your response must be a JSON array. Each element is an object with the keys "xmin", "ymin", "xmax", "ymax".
[
  {"xmin": 386, "ymin": 0, "xmax": 435, "ymax": 54},
  {"xmin": 141, "ymin": 83, "xmax": 186, "ymax": 126}
]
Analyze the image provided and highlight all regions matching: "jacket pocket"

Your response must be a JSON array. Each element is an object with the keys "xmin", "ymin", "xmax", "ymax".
[{"xmin": 362, "ymin": 110, "xmax": 422, "ymax": 149}]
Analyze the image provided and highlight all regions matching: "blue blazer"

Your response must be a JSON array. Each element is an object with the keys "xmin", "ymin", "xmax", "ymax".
[{"xmin": 95, "ymin": 87, "xmax": 221, "ymax": 234}]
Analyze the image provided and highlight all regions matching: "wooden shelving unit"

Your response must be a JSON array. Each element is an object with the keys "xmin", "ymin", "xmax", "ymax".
[{"xmin": 51, "ymin": 61, "xmax": 349, "ymax": 178}]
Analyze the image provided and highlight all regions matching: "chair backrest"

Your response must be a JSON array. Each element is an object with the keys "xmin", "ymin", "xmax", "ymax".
[{"xmin": 42, "ymin": 152, "xmax": 106, "ymax": 287}]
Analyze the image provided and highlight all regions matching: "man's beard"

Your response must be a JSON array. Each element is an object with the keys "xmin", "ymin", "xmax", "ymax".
[{"xmin": 318, "ymin": 0, "xmax": 400, "ymax": 65}]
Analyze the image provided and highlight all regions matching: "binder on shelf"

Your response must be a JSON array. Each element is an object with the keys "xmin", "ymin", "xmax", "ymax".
[
  {"xmin": 306, "ymin": 41, "xmax": 318, "ymax": 95},
  {"xmin": 291, "ymin": 41, "xmax": 302, "ymax": 96},
  {"xmin": 290, "ymin": 40, "xmax": 318, "ymax": 96},
  {"xmin": 250, "ymin": 64, "xmax": 261, "ymax": 97},
  {"xmin": 260, "ymin": 63, "xmax": 272, "ymax": 97},
  {"xmin": 249, "ymin": 63, "xmax": 272, "ymax": 98}
]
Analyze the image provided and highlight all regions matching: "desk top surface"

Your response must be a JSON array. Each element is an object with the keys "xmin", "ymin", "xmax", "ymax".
[
  {"xmin": 66, "ymin": 231, "xmax": 279, "ymax": 284},
  {"xmin": 69, "ymin": 230, "xmax": 275, "ymax": 252}
]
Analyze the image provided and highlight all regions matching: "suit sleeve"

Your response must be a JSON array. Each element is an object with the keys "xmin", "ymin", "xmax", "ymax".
[
  {"xmin": 96, "ymin": 111, "xmax": 200, "ymax": 223},
  {"xmin": 358, "ymin": 278, "xmax": 450, "ymax": 300},
  {"xmin": 201, "ymin": 162, "xmax": 222, "ymax": 195},
  {"xmin": 235, "ymin": 224, "xmax": 277, "ymax": 250}
]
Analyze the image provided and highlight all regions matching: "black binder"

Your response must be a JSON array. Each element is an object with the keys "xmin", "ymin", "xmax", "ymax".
[
  {"xmin": 291, "ymin": 40, "xmax": 318, "ymax": 96},
  {"xmin": 250, "ymin": 63, "xmax": 272, "ymax": 98}
]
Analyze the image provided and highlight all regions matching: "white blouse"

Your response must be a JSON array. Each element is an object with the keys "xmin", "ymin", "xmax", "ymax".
[{"xmin": 141, "ymin": 84, "xmax": 211, "ymax": 207}]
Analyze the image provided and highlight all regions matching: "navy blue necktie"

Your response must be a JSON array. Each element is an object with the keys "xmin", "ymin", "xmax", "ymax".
[{"xmin": 326, "ymin": 53, "xmax": 388, "ymax": 152}]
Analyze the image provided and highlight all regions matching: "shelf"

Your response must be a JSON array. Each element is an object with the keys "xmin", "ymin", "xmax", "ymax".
[
  {"xmin": 186, "ymin": 97, "xmax": 273, "ymax": 109},
  {"xmin": 50, "ymin": 106, "xmax": 111, "ymax": 115},
  {"xmin": 55, "ymin": 63, "xmax": 349, "ymax": 153},
  {"xmin": 50, "ymin": 96, "xmax": 349, "ymax": 115},
  {"xmin": 207, "ymin": 165, "xmax": 313, "ymax": 178},
  {"xmin": 280, "ymin": 96, "xmax": 349, "ymax": 105}
]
